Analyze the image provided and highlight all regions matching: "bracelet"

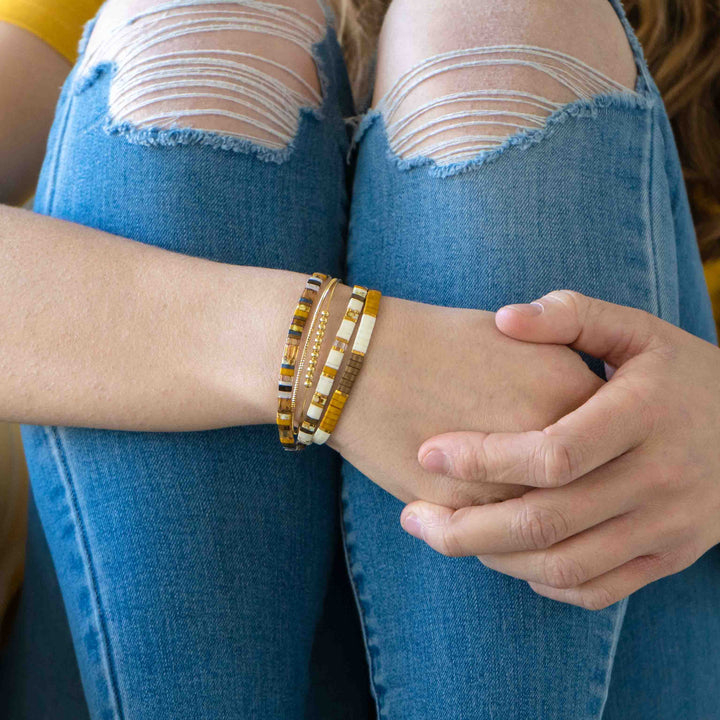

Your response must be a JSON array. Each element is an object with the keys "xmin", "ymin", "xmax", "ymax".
[
  {"xmin": 291, "ymin": 277, "xmax": 339, "ymax": 445},
  {"xmin": 277, "ymin": 272, "xmax": 328, "ymax": 450},
  {"xmin": 296, "ymin": 285, "xmax": 368, "ymax": 447},
  {"xmin": 313, "ymin": 289, "xmax": 381, "ymax": 445}
]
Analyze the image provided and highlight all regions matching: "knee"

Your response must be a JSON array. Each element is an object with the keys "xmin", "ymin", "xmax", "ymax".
[
  {"xmin": 373, "ymin": 0, "xmax": 638, "ymax": 163},
  {"xmin": 79, "ymin": 0, "xmax": 328, "ymax": 149}
]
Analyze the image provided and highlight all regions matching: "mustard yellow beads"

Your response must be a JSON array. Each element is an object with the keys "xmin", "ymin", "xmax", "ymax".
[{"xmin": 277, "ymin": 275, "xmax": 381, "ymax": 450}]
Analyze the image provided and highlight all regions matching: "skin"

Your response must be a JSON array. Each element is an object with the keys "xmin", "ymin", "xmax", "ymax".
[{"xmin": 404, "ymin": 290, "xmax": 720, "ymax": 610}]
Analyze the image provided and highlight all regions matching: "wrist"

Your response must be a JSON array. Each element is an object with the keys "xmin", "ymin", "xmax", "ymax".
[{"xmin": 327, "ymin": 293, "xmax": 409, "ymax": 456}]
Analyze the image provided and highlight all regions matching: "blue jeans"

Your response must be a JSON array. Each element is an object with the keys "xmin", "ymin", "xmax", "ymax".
[{"xmin": 4, "ymin": 1, "xmax": 720, "ymax": 718}]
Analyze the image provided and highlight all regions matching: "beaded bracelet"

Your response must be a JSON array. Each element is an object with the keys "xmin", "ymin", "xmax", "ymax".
[
  {"xmin": 313, "ymin": 289, "xmax": 381, "ymax": 445},
  {"xmin": 290, "ymin": 277, "xmax": 339, "ymax": 447},
  {"xmin": 277, "ymin": 272, "xmax": 328, "ymax": 450},
  {"xmin": 296, "ymin": 285, "xmax": 368, "ymax": 447}
]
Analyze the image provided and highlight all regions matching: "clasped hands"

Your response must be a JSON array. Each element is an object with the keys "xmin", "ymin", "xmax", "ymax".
[{"xmin": 402, "ymin": 290, "xmax": 720, "ymax": 611}]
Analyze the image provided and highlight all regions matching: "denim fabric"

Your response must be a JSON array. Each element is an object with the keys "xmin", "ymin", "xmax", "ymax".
[
  {"xmin": 15, "ymin": 9, "xmax": 371, "ymax": 720},
  {"xmin": 342, "ymin": 3, "xmax": 720, "ymax": 718},
  {"xmin": 5, "ymin": 0, "xmax": 720, "ymax": 718}
]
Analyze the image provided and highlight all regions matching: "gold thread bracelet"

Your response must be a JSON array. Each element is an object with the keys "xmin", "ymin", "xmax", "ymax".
[
  {"xmin": 313, "ymin": 289, "xmax": 381, "ymax": 445},
  {"xmin": 277, "ymin": 272, "xmax": 327, "ymax": 450},
  {"xmin": 291, "ymin": 277, "xmax": 339, "ymax": 445}
]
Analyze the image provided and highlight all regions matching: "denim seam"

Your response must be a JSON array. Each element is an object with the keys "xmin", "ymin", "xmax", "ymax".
[
  {"xmin": 353, "ymin": 91, "xmax": 655, "ymax": 178},
  {"xmin": 593, "ymin": 597, "xmax": 629, "ymax": 719},
  {"xmin": 642, "ymin": 105, "xmax": 662, "ymax": 317},
  {"xmin": 43, "ymin": 426, "xmax": 124, "ymax": 720},
  {"xmin": 339, "ymin": 480, "xmax": 388, "ymax": 718},
  {"xmin": 606, "ymin": 0, "xmax": 654, "ymax": 96},
  {"xmin": 42, "ymin": 89, "xmax": 74, "ymax": 215},
  {"xmin": 583, "ymin": 605, "xmax": 616, "ymax": 719},
  {"xmin": 72, "ymin": 18, "xmax": 348, "ymax": 164}
]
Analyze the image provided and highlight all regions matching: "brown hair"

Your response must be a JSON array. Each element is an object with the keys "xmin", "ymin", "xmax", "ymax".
[
  {"xmin": 624, "ymin": 0, "xmax": 720, "ymax": 261},
  {"xmin": 329, "ymin": 0, "xmax": 720, "ymax": 261}
]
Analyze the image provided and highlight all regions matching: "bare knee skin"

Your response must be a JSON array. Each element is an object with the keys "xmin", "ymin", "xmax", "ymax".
[
  {"xmin": 373, "ymin": 0, "xmax": 639, "ymax": 163},
  {"xmin": 80, "ymin": 0, "xmax": 327, "ymax": 148}
]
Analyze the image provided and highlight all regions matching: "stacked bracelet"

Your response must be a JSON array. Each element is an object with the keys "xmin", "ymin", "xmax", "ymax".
[
  {"xmin": 313, "ymin": 289, "xmax": 381, "ymax": 445},
  {"xmin": 290, "ymin": 277, "xmax": 339, "ymax": 448},
  {"xmin": 296, "ymin": 285, "xmax": 368, "ymax": 447},
  {"xmin": 277, "ymin": 272, "xmax": 327, "ymax": 450}
]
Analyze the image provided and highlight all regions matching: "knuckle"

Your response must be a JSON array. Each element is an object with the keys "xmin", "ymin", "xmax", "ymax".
[
  {"xmin": 645, "ymin": 459, "xmax": 686, "ymax": 494},
  {"xmin": 542, "ymin": 552, "xmax": 586, "ymax": 589},
  {"xmin": 437, "ymin": 527, "xmax": 464, "ymax": 558},
  {"xmin": 545, "ymin": 289, "xmax": 584, "ymax": 315},
  {"xmin": 544, "ymin": 290, "xmax": 589, "ymax": 332},
  {"xmin": 659, "ymin": 545, "xmax": 698, "ymax": 575},
  {"xmin": 437, "ymin": 509, "xmax": 472, "ymax": 557},
  {"xmin": 451, "ymin": 441, "xmax": 489, "ymax": 483},
  {"xmin": 533, "ymin": 435, "xmax": 576, "ymax": 487},
  {"xmin": 510, "ymin": 498, "xmax": 570, "ymax": 550}
]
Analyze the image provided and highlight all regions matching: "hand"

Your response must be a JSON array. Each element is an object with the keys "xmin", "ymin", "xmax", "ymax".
[
  {"xmin": 328, "ymin": 294, "xmax": 602, "ymax": 507},
  {"xmin": 401, "ymin": 290, "xmax": 720, "ymax": 610}
]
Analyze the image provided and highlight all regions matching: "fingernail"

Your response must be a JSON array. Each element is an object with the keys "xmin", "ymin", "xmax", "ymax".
[
  {"xmin": 503, "ymin": 302, "xmax": 543, "ymax": 316},
  {"xmin": 401, "ymin": 512, "xmax": 424, "ymax": 539},
  {"xmin": 604, "ymin": 361, "xmax": 616, "ymax": 380},
  {"xmin": 421, "ymin": 449, "xmax": 450, "ymax": 474}
]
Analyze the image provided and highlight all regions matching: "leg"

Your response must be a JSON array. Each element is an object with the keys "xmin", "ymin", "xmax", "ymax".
[
  {"xmin": 344, "ymin": 0, "xmax": 719, "ymax": 717},
  {"xmin": 21, "ymin": 2, "xmax": 370, "ymax": 718}
]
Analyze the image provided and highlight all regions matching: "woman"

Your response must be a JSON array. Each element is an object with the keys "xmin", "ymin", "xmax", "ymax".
[{"xmin": 0, "ymin": 0, "xmax": 718, "ymax": 718}]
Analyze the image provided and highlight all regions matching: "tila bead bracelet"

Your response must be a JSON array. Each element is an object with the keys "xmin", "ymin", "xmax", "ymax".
[
  {"xmin": 276, "ymin": 272, "xmax": 327, "ymax": 450},
  {"xmin": 313, "ymin": 289, "xmax": 381, "ymax": 445}
]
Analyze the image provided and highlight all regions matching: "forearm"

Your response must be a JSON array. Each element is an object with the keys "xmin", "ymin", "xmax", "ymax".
[
  {"xmin": 0, "ymin": 23, "xmax": 71, "ymax": 205},
  {"xmin": 0, "ymin": 205, "xmax": 351, "ymax": 431}
]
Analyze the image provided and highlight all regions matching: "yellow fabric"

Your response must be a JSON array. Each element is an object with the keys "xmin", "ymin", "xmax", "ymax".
[
  {"xmin": 705, "ymin": 257, "xmax": 720, "ymax": 340},
  {"xmin": 0, "ymin": 0, "xmax": 103, "ymax": 63}
]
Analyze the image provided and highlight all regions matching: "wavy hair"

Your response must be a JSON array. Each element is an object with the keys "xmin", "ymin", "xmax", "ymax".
[{"xmin": 329, "ymin": 0, "xmax": 720, "ymax": 261}]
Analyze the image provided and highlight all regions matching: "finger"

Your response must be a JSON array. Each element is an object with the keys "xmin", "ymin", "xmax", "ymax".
[
  {"xmin": 401, "ymin": 455, "xmax": 643, "ymax": 555},
  {"xmin": 528, "ymin": 548, "xmax": 695, "ymax": 610},
  {"xmin": 419, "ymin": 376, "xmax": 654, "ymax": 487},
  {"xmin": 477, "ymin": 510, "xmax": 654, "ymax": 589},
  {"xmin": 495, "ymin": 290, "xmax": 666, "ymax": 367}
]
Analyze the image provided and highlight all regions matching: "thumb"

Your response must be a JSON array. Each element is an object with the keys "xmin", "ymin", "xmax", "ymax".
[{"xmin": 495, "ymin": 290, "xmax": 665, "ymax": 367}]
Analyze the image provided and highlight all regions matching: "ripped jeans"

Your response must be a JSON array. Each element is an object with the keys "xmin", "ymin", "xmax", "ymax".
[{"xmin": 5, "ymin": 0, "xmax": 720, "ymax": 719}]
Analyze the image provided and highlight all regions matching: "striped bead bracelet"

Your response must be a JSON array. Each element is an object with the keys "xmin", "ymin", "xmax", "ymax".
[
  {"xmin": 314, "ymin": 289, "xmax": 381, "ymax": 445},
  {"xmin": 276, "ymin": 272, "xmax": 327, "ymax": 450},
  {"xmin": 276, "ymin": 275, "xmax": 381, "ymax": 450}
]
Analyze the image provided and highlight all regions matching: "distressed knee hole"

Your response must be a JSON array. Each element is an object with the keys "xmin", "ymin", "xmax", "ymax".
[
  {"xmin": 374, "ymin": 44, "xmax": 639, "ymax": 165},
  {"xmin": 79, "ymin": 0, "xmax": 327, "ymax": 150}
]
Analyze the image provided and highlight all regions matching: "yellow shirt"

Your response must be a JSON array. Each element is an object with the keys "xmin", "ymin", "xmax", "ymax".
[
  {"xmin": 0, "ymin": 0, "xmax": 102, "ymax": 62},
  {"xmin": 705, "ymin": 258, "xmax": 720, "ymax": 339}
]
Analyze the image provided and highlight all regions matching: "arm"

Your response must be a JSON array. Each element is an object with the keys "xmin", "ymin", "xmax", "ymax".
[
  {"xmin": 1, "ymin": 203, "xmax": 608, "ymax": 513},
  {"xmin": 0, "ymin": 204, "xmax": 353, "ymax": 431}
]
